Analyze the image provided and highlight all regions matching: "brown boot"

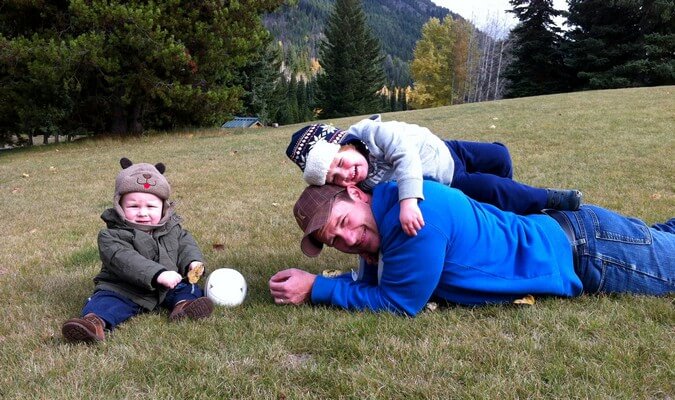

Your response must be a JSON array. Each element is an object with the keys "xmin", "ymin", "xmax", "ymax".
[
  {"xmin": 169, "ymin": 297, "xmax": 214, "ymax": 321},
  {"xmin": 62, "ymin": 313, "xmax": 105, "ymax": 343}
]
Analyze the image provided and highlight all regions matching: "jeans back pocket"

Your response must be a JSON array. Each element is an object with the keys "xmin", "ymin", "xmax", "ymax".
[{"xmin": 589, "ymin": 206, "xmax": 652, "ymax": 245}]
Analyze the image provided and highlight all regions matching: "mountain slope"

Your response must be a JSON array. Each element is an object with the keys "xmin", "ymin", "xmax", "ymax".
[{"xmin": 264, "ymin": 0, "xmax": 459, "ymax": 84}]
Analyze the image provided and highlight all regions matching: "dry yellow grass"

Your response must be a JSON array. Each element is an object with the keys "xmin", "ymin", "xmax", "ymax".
[{"xmin": 0, "ymin": 87, "xmax": 673, "ymax": 399}]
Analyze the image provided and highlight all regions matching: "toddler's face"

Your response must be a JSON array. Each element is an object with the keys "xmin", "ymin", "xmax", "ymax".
[
  {"xmin": 325, "ymin": 146, "xmax": 368, "ymax": 186},
  {"xmin": 121, "ymin": 192, "xmax": 163, "ymax": 225}
]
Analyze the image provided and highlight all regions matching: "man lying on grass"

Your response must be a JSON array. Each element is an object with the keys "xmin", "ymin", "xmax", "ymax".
[{"xmin": 269, "ymin": 181, "xmax": 674, "ymax": 316}]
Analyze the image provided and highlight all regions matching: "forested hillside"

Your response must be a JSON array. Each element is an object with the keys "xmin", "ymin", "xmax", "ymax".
[{"xmin": 263, "ymin": 0, "xmax": 458, "ymax": 85}]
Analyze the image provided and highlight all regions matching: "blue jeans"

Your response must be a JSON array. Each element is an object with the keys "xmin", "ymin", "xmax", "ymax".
[
  {"xmin": 446, "ymin": 140, "xmax": 549, "ymax": 214},
  {"xmin": 81, "ymin": 282, "xmax": 205, "ymax": 329},
  {"xmin": 560, "ymin": 206, "xmax": 674, "ymax": 295}
]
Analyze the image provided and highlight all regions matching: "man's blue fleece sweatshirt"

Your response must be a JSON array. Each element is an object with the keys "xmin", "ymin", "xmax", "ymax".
[{"xmin": 311, "ymin": 180, "xmax": 583, "ymax": 315}]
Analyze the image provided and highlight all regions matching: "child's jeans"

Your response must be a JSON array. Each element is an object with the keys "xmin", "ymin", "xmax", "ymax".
[
  {"xmin": 81, "ymin": 282, "xmax": 205, "ymax": 329},
  {"xmin": 446, "ymin": 140, "xmax": 549, "ymax": 214}
]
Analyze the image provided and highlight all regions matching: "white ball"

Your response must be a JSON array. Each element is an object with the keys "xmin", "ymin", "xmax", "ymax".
[{"xmin": 205, "ymin": 268, "xmax": 247, "ymax": 307}]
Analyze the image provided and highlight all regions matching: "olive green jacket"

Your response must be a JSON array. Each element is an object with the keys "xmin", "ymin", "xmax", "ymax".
[{"xmin": 93, "ymin": 207, "xmax": 203, "ymax": 310}]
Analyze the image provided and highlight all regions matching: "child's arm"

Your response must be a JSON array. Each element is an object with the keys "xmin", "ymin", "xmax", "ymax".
[
  {"xmin": 351, "ymin": 119, "xmax": 425, "ymax": 202},
  {"xmin": 177, "ymin": 229, "xmax": 204, "ymax": 275},
  {"xmin": 98, "ymin": 229, "xmax": 168, "ymax": 289},
  {"xmin": 399, "ymin": 198, "xmax": 425, "ymax": 236}
]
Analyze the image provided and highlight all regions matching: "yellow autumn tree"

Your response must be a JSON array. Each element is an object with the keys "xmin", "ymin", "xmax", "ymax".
[{"xmin": 410, "ymin": 16, "xmax": 476, "ymax": 109}]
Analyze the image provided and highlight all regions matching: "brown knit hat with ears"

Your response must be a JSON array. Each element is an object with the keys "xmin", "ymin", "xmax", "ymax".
[{"xmin": 113, "ymin": 157, "xmax": 173, "ymax": 228}]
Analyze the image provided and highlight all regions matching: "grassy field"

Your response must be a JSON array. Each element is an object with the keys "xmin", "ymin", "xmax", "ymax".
[{"xmin": 0, "ymin": 86, "xmax": 673, "ymax": 399}]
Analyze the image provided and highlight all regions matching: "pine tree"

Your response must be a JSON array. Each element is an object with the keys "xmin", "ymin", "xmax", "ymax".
[
  {"xmin": 0, "ymin": 0, "xmax": 284, "ymax": 139},
  {"xmin": 297, "ymin": 79, "xmax": 315, "ymax": 122},
  {"xmin": 389, "ymin": 87, "xmax": 397, "ymax": 111},
  {"xmin": 287, "ymin": 75, "xmax": 300, "ymax": 123},
  {"xmin": 398, "ymin": 87, "xmax": 408, "ymax": 111},
  {"xmin": 502, "ymin": 0, "xmax": 570, "ymax": 98},
  {"xmin": 564, "ymin": 0, "xmax": 674, "ymax": 89},
  {"xmin": 640, "ymin": 0, "xmax": 675, "ymax": 85},
  {"xmin": 316, "ymin": 0, "xmax": 386, "ymax": 118},
  {"xmin": 240, "ymin": 41, "xmax": 284, "ymax": 125}
]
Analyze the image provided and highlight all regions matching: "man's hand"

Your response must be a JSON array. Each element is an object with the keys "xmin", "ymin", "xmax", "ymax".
[
  {"xmin": 399, "ymin": 198, "xmax": 425, "ymax": 236},
  {"xmin": 269, "ymin": 268, "xmax": 317, "ymax": 305},
  {"xmin": 157, "ymin": 270, "xmax": 182, "ymax": 289}
]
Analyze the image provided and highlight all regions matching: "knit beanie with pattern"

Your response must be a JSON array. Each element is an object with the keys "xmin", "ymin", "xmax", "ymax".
[{"xmin": 286, "ymin": 124, "xmax": 360, "ymax": 186}]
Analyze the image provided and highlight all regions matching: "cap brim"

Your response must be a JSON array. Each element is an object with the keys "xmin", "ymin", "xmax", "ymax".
[
  {"xmin": 299, "ymin": 203, "xmax": 332, "ymax": 257},
  {"xmin": 300, "ymin": 234, "xmax": 324, "ymax": 257}
]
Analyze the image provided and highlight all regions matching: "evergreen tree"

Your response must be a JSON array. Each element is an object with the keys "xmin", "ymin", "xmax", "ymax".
[
  {"xmin": 639, "ymin": 0, "xmax": 675, "ymax": 86},
  {"xmin": 564, "ymin": 0, "xmax": 674, "ymax": 89},
  {"xmin": 240, "ymin": 41, "xmax": 284, "ymax": 125},
  {"xmin": 502, "ymin": 0, "xmax": 570, "ymax": 98},
  {"xmin": 389, "ymin": 87, "xmax": 397, "ymax": 111},
  {"xmin": 316, "ymin": 0, "xmax": 386, "ymax": 118},
  {"xmin": 287, "ymin": 75, "xmax": 300, "ymax": 123},
  {"xmin": 272, "ymin": 79, "xmax": 290, "ymax": 124},
  {"xmin": 398, "ymin": 87, "xmax": 408, "ymax": 111},
  {"xmin": 0, "ymin": 0, "xmax": 283, "ymax": 140},
  {"xmin": 297, "ymin": 79, "xmax": 314, "ymax": 122}
]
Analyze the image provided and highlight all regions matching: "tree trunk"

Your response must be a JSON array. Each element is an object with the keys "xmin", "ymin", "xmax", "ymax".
[
  {"xmin": 110, "ymin": 103, "xmax": 128, "ymax": 135},
  {"xmin": 130, "ymin": 102, "xmax": 143, "ymax": 134},
  {"xmin": 494, "ymin": 40, "xmax": 505, "ymax": 100},
  {"xmin": 477, "ymin": 36, "xmax": 490, "ymax": 102},
  {"xmin": 486, "ymin": 39, "xmax": 495, "ymax": 101},
  {"xmin": 466, "ymin": 27, "xmax": 478, "ymax": 103}
]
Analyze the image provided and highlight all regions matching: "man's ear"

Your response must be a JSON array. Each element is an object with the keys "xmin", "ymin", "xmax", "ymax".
[{"xmin": 346, "ymin": 185, "xmax": 370, "ymax": 204}]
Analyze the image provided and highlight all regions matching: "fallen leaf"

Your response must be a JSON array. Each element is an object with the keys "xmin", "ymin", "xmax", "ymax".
[
  {"xmin": 212, "ymin": 243, "xmax": 225, "ymax": 251},
  {"xmin": 187, "ymin": 262, "xmax": 205, "ymax": 284},
  {"xmin": 322, "ymin": 269, "xmax": 343, "ymax": 277},
  {"xmin": 513, "ymin": 294, "xmax": 535, "ymax": 305}
]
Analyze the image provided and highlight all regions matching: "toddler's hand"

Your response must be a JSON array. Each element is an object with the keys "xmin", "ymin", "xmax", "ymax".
[
  {"xmin": 187, "ymin": 261, "xmax": 205, "ymax": 284},
  {"xmin": 157, "ymin": 271, "xmax": 182, "ymax": 289},
  {"xmin": 400, "ymin": 198, "xmax": 425, "ymax": 236}
]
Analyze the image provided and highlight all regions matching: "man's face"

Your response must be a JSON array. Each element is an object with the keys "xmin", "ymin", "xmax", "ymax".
[
  {"xmin": 314, "ymin": 194, "xmax": 380, "ymax": 256},
  {"xmin": 325, "ymin": 146, "xmax": 368, "ymax": 186}
]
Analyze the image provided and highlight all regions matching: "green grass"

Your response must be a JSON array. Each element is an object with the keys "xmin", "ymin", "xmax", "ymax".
[{"xmin": 1, "ymin": 86, "xmax": 673, "ymax": 399}]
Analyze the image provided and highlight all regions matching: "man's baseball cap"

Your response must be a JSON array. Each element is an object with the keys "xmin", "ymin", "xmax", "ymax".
[{"xmin": 293, "ymin": 184, "xmax": 347, "ymax": 257}]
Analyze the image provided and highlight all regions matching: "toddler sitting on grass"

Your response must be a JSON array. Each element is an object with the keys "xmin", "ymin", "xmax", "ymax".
[{"xmin": 62, "ymin": 158, "xmax": 213, "ymax": 343}]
